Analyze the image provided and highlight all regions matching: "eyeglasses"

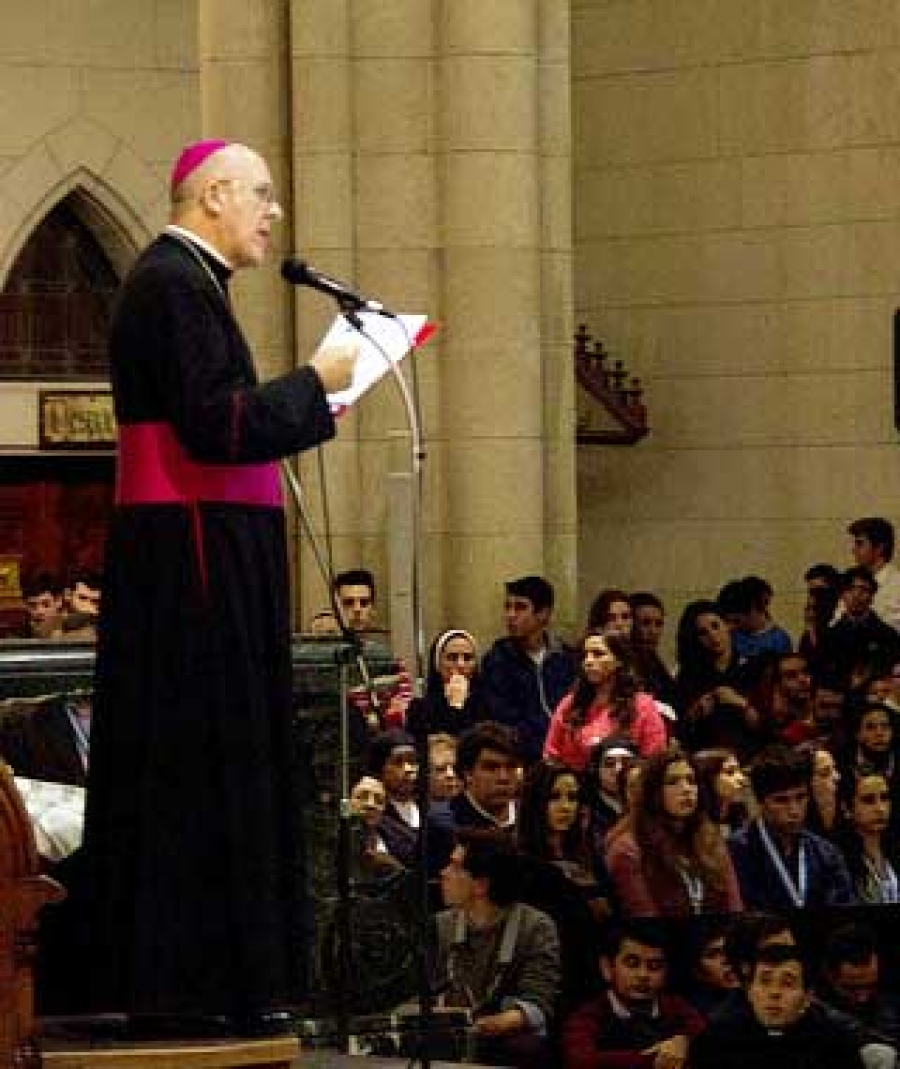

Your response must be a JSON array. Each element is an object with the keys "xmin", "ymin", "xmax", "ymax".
[{"xmin": 216, "ymin": 177, "xmax": 280, "ymax": 207}]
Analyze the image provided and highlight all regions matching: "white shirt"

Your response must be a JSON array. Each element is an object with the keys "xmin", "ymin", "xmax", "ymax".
[{"xmin": 874, "ymin": 561, "xmax": 900, "ymax": 633}]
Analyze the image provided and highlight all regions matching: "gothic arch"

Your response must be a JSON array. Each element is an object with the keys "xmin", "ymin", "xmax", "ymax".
[{"xmin": 0, "ymin": 134, "xmax": 161, "ymax": 288}]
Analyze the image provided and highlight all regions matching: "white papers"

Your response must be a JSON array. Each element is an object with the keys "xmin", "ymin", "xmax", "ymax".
[
  {"xmin": 14, "ymin": 777, "xmax": 85, "ymax": 862},
  {"xmin": 320, "ymin": 312, "xmax": 436, "ymax": 411}
]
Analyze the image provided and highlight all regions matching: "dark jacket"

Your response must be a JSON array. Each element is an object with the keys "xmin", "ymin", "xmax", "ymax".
[
  {"xmin": 481, "ymin": 635, "xmax": 575, "ymax": 765},
  {"xmin": 0, "ymin": 695, "xmax": 86, "ymax": 786},
  {"xmin": 727, "ymin": 820, "xmax": 857, "ymax": 910},
  {"xmin": 691, "ymin": 991, "xmax": 866, "ymax": 1069}
]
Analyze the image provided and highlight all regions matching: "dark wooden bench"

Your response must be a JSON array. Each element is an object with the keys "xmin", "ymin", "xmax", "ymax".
[{"xmin": 0, "ymin": 758, "xmax": 65, "ymax": 1068}]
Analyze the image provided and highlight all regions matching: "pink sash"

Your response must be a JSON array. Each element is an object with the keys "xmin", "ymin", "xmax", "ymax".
[{"xmin": 115, "ymin": 422, "xmax": 282, "ymax": 507}]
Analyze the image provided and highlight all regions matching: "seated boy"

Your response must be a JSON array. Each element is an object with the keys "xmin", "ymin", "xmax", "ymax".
[{"xmin": 561, "ymin": 919, "xmax": 704, "ymax": 1069}]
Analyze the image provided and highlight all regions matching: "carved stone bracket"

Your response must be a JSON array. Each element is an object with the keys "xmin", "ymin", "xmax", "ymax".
[{"xmin": 574, "ymin": 324, "xmax": 649, "ymax": 445}]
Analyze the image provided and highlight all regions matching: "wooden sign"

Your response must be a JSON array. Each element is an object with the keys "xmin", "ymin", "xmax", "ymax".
[{"xmin": 38, "ymin": 390, "xmax": 116, "ymax": 450}]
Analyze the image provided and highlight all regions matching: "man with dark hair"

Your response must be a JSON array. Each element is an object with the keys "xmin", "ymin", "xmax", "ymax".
[
  {"xmin": 820, "ymin": 922, "xmax": 900, "ymax": 1044},
  {"xmin": 21, "ymin": 570, "xmax": 65, "ymax": 639},
  {"xmin": 450, "ymin": 722, "xmax": 522, "ymax": 831},
  {"xmin": 728, "ymin": 744, "xmax": 856, "ymax": 910},
  {"xmin": 561, "ymin": 920, "xmax": 704, "ymax": 1069},
  {"xmin": 850, "ymin": 518, "xmax": 900, "ymax": 632},
  {"xmin": 822, "ymin": 566, "xmax": 900, "ymax": 689},
  {"xmin": 62, "ymin": 566, "xmax": 102, "ymax": 639},
  {"xmin": 691, "ymin": 943, "xmax": 870, "ymax": 1069},
  {"xmin": 333, "ymin": 567, "xmax": 377, "ymax": 633},
  {"xmin": 432, "ymin": 831, "xmax": 560, "ymax": 1068},
  {"xmin": 332, "ymin": 567, "xmax": 412, "ymax": 730},
  {"xmin": 805, "ymin": 562, "xmax": 842, "ymax": 593},
  {"xmin": 718, "ymin": 576, "xmax": 792, "ymax": 661},
  {"xmin": 481, "ymin": 575, "xmax": 575, "ymax": 765}
]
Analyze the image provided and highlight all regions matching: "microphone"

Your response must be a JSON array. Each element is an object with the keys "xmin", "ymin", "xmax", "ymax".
[{"xmin": 280, "ymin": 257, "xmax": 392, "ymax": 316}]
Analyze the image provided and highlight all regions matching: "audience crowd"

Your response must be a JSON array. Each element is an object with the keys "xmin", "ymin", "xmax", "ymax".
[{"xmin": 10, "ymin": 518, "xmax": 900, "ymax": 1066}]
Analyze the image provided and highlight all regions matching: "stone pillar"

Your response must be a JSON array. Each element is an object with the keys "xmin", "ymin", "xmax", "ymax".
[
  {"xmin": 285, "ymin": 0, "xmax": 575, "ymax": 642},
  {"xmin": 198, "ymin": 0, "xmax": 293, "ymax": 380},
  {"xmin": 290, "ymin": 0, "xmax": 441, "ymax": 632},
  {"xmin": 436, "ymin": 0, "xmax": 576, "ymax": 639}
]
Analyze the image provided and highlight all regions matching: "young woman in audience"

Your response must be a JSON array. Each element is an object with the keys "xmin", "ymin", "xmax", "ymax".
[
  {"xmin": 834, "ymin": 766, "xmax": 900, "ymax": 904},
  {"xmin": 586, "ymin": 587, "xmax": 633, "ymax": 637},
  {"xmin": 693, "ymin": 747, "xmax": 749, "ymax": 835},
  {"xmin": 517, "ymin": 760, "xmax": 610, "ymax": 922},
  {"xmin": 797, "ymin": 739, "xmax": 841, "ymax": 839},
  {"xmin": 833, "ymin": 699, "xmax": 899, "ymax": 804},
  {"xmin": 543, "ymin": 630, "xmax": 666, "ymax": 771},
  {"xmin": 675, "ymin": 599, "xmax": 762, "ymax": 762},
  {"xmin": 605, "ymin": 746, "xmax": 743, "ymax": 917},
  {"xmin": 405, "ymin": 628, "xmax": 489, "ymax": 737},
  {"xmin": 583, "ymin": 736, "xmax": 640, "ymax": 850}
]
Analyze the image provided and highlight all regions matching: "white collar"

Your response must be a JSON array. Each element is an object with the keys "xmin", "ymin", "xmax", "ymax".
[
  {"xmin": 608, "ymin": 990, "xmax": 659, "ymax": 1019},
  {"xmin": 464, "ymin": 792, "xmax": 516, "ymax": 828},
  {"xmin": 164, "ymin": 224, "xmax": 233, "ymax": 270}
]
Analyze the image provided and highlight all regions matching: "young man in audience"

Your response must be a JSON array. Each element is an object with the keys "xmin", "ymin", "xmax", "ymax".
[
  {"xmin": 561, "ymin": 919, "xmax": 704, "ymax": 1069},
  {"xmin": 449, "ymin": 722, "xmax": 521, "ymax": 832},
  {"xmin": 481, "ymin": 575, "xmax": 575, "ymax": 766},
  {"xmin": 691, "ymin": 943, "xmax": 872, "ymax": 1069},
  {"xmin": 21, "ymin": 570, "xmax": 65, "ymax": 639},
  {"xmin": 433, "ymin": 831, "xmax": 560, "ymax": 1068},
  {"xmin": 850, "ymin": 517, "xmax": 900, "ymax": 633},
  {"xmin": 728, "ymin": 743, "xmax": 857, "ymax": 910},
  {"xmin": 823, "ymin": 566, "xmax": 900, "ymax": 691},
  {"xmin": 819, "ymin": 922, "xmax": 900, "ymax": 1046},
  {"xmin": 718, "ymin": 576, "xmax": 793, "ymax": 661},
  {"xmin": 61, "ymin": 566, "xmax": 101, "ymax": 638},
  {"xmin": 332, "ymin": 567, "xmax": 412, "ymax": 730},
  {"xmin": 681, "ymin": 917, "xmax": 741, "ymax": 1019}
]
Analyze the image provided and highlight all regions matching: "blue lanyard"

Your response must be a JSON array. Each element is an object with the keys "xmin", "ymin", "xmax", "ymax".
[{"xmin": 757, "ymin": 819, "xmax": 807, "ymax": 906}]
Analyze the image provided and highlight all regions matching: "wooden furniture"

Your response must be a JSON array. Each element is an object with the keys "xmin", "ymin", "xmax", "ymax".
[
  {"xmin": 40, "ymin": 1036, "xmax": 300, "ymax": 1069},
  {"xmin": 0, "ymin": 760, "xmax": 65, "ymax": 1068}
]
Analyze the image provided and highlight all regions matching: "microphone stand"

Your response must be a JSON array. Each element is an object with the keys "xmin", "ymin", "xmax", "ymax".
[
  {"xmin": 283, "ymin": 292, "xmax": 433, "ymax": 1058},
  {"xmin": 327, "ymin": 296, "xmax": 434, "ymax": 1066},
  {"xmin": 281, "ymin": 455, "xmax": 385, "ymax": 1056}
]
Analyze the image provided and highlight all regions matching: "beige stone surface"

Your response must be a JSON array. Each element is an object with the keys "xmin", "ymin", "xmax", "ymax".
[
  {"xmin": 83, "ymin": 70, "xmax": 198, "ymax": 164},
  {"xmin": 46, "ymin": 119, "xmax": 118, "ymax": 181},
  {"xmin": 439, "ymin": 56, "xmax": 537, "ymax": 152},
  {"xmin": 575, "ymin": 68, "xmax": 719, "ymax": 169},
  {"xmin": 356, "ymin": 155, "xmax": 437, "ymax": 249},
  {"xmin": 292, "ymin": 59, "xmax": 352, "ymax": 149},
  {"xmin": 355, "ymin": 59, "xmax": 433, "ymax": 154},
  {"xmin": 0, "ymin": 66, "xmax": 79, "ymax": 157},
  {"xmin": 154, "ymin": 0, "xmax": 200, "ymax": 70},
  {"xmin": 443, "ymin": 153, "xmax": 539, "ymax": 247},
  {"xmin": 197, "ymin": 60, "xmax": 286, "ymax": 148},
  {"xmin": 580, "ymin": 231, "xmax": 781, "ymax": 307},
  {"xmin": 198, "ymin": 0, "xmax": 284, "ymax": 60},
  {"xmin": 294, "ymin": 154, "xmax": 354, "ymax": 249},
  {"xmin": 353, "ymin": 0, "xmax": 436, "ymax": 57},
  {"xmin": 439, "ymin": 0, "xmax": 537, "ymax": 55}
]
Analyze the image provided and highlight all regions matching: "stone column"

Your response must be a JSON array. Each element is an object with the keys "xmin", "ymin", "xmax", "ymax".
[{"xmin": 436, "ymin": 0, "xmax": 576, "ymax": 639}]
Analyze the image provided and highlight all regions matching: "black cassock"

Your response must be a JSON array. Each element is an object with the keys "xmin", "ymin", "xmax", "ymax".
[{"xmin": 83, "ymin": 232, "xmax": 335, "ymax": 1016}]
